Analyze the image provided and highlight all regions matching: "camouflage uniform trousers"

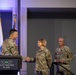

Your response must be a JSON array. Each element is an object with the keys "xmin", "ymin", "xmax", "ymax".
[
  {"xmin": 57, "ymin": 71, "xmax": 70, "ymax": 75},
  {"xmin": 56, "ymin": 64, "xmax": 71, "ymax": 75},
  {"xmin": 35, "ymin": 71, "xmax": 49, "ymax": 75}
]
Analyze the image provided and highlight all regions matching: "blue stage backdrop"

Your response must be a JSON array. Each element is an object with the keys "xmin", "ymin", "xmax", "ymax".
[{"xmin": 1, "ymin": 11, "xmax": 12, "ymax": 40}]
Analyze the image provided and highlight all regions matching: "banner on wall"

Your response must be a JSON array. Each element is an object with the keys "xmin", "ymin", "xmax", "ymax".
[
  {"xmin": 13, "ymin": 14, "xmax": 17, "ymax": 29},
  {"xmin": 12, "ymin": 14, "xmax": 18, "ymax": 45},
  {"xmin": 0, "ymin": 14, "xmax": 3, "ymax": 54}
]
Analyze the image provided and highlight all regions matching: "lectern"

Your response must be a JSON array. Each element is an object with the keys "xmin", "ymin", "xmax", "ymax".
[{"xmin": 0, "ymin": 55, "xmax": 22, "ymax": 75}]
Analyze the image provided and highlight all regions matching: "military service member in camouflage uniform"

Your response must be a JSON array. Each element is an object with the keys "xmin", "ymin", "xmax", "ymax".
[
  {"xmin": 55, "ymin": 37, "xmax": 73, "ymax": 75},
  {"xmin": 2, "ymin": 29, "xmax": 19, "ymax": 56},
  {"xmin": 25, "ymin": 38, "xmax": 52, "ymax": 75}
]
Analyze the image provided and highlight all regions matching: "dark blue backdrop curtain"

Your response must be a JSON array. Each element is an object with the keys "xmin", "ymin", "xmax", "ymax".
[{"xmin": 1, "ymin": 11, "xmax": 12, "ymax": 40}]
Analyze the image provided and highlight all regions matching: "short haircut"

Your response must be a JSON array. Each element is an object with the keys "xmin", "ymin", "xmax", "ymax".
[
  {"xmin": 38, "ymin": 38, "xmax": 47, "ymax": 47},
  {"xmin": 9, "ymin": 29, "xmax": 18, "ymax": 35},
  {"xmin": 58, "ymin": 37, "xmax": 65, "ymax": 42}
]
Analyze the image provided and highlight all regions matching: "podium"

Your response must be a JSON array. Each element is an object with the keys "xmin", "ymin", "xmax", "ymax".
[{"xmin": 0, "ymin": 55, "xmax": 22, "ymax": 75}]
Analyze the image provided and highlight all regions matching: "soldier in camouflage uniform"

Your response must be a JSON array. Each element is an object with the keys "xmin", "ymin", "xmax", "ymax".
[
  {"xmin": 2, "ymin": 29, "xmax": 19, "ymax": 56},
  {"xmin": 25, "ymin": 38, "xmax": 52, "ymax": 75},
  {"xmin": 55, "ymin": 37, "xmax": 73, "ymax": 75}
]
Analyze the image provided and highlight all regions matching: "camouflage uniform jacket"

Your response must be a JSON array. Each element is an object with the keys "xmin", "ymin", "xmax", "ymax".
[
  {"xmin": 31, "ymin": 47, "xmax": 52, "ymax": 72},
  {"xmin": 55, "ymin": 45, "xmax": 73, "ymax": 71},
  {"xmin": 2, "ymin": 38, "xmax": 19, "ymax": 56}
]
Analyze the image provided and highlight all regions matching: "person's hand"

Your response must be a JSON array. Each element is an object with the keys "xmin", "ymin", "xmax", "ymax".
[
  {"xmin": 22, "ymin": 56, "xmax": 26, "ymax": 62},
  {"xmin": 13, "ymin": 51, "xmax": 18, "ymax": 55},
  {"xmin": 54, "ymin": 59, "xmax": 59, "ymax": 63},
  {"xmin": 25, "ymin": 57, "xmax": 30, "ymax": 62},
  {"xmin": 59, "ymin": 60, "xmax": 64, "ymax": 63}
]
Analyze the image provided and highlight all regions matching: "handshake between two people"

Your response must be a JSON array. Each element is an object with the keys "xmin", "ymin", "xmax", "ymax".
[
  {"xmin": 54, "ymin": 59, "xmax": 64, "ymax": 63},
  {"xmin": 22, "ymin": 57, "xmax": 31, "ymax": 62}
]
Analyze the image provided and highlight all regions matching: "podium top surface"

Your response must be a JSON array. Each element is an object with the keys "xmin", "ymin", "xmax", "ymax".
[{"xmin": 0, "ymin": 55, "xmax": 22, "ymax": 59}]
